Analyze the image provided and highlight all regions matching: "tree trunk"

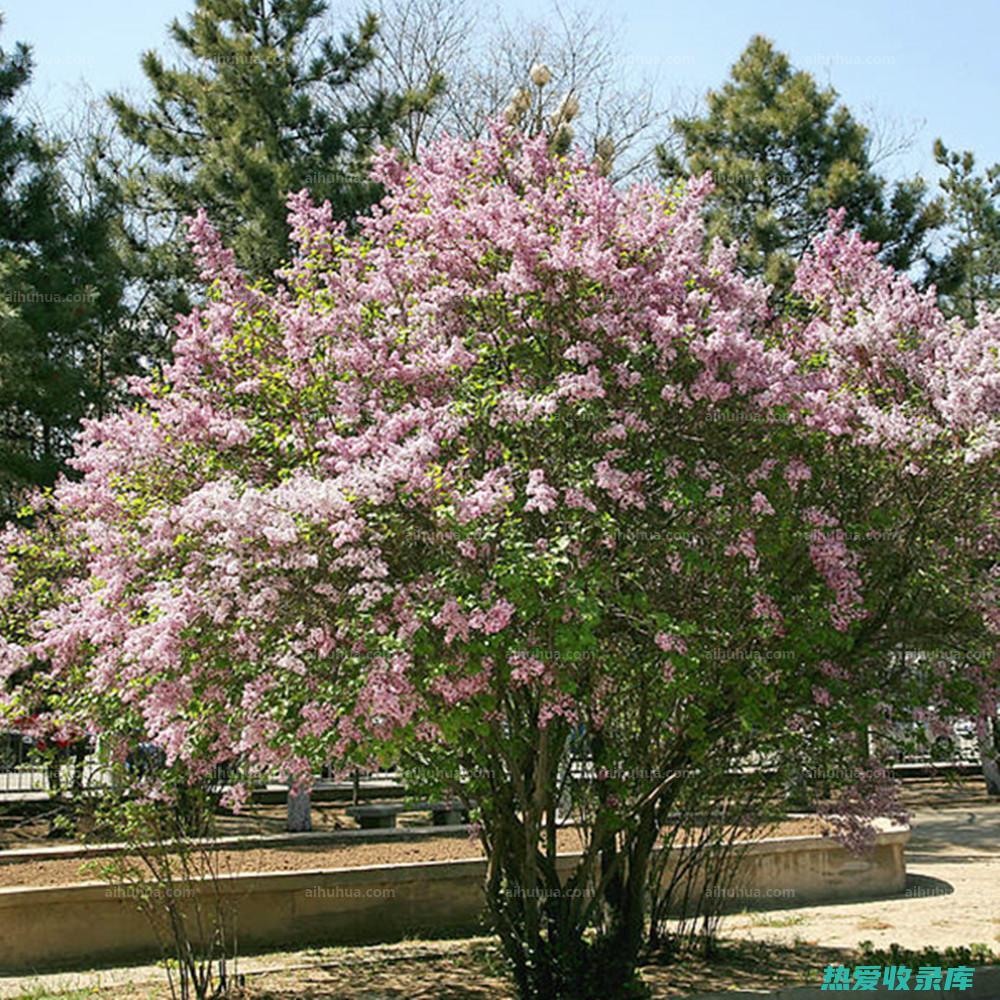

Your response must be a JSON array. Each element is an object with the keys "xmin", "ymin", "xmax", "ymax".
[
  {"xmin": 479, "ymin": 725, "xmax": 657, "ymax": 1000},
  {"xmin": 979, "ymin": 718, "xmax": 1000, "ymax": 797},
  {"xmin": 287, "ymin": 784, "xmax": 312, "ymax": 832},
  {"xmin": 71, "ymin": 742, "xmax": 87, "ymax": 797}
]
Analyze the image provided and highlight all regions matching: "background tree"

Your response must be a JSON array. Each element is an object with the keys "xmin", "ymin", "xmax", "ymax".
[
  {"xmin": 73, "ymin": 92, "xmax": 193, "ymax": 382},
  {"xmin": 929, "ymin": 139, "xmax": 1000, "ymax": 793},
  {"xmin": 0, "ymin": 22, "xmax": 133, "ymax": 520},
  {"xmin": 107, "ymin": 0, "xmax": 429, "ymax": 284},
  {"xmin": 657, "ymin": 35, "xmax": 944, "ymax": 292},
  {"xmin": 931, "ymin": 140, "xmax": 1000, "ymax": 323},
  {"xmin": 341, "ymin": 0, "xmax": 665, "ymax": 179}
]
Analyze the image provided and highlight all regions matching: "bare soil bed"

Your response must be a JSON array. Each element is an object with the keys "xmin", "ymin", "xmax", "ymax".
[{"xmin": 0, "ymin": 816, "xmax": 828, "ymax": 890}]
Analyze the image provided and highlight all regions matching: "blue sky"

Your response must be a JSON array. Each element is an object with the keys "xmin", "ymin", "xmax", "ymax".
[{"xmin": 3, "ymin": 0, "xmax": 998, "ymax": 184}]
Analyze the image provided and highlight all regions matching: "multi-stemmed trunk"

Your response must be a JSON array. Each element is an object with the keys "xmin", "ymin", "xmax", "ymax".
[
  {"xmin": 482, "ymin": 803, "xmax": 658, "ymax": 998},
  {"xmin": 474, "ymin": 722, "xmax": 667, "ymax": 999}
]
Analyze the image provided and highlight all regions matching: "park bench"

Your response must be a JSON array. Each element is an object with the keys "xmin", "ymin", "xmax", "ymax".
[{"xmin": 345, "ymin": 800, "xmax": 469, "ymax": 829}]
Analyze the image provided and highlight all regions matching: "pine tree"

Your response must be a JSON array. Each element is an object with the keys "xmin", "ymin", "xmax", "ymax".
[
  {"xmin": 0, "ymin": 21, "xmax": 134, "ymax": 519},
  {"xmin": 931, "ymin": 140, "xmax": 1000, "ymax": 323},
  {"xmin": 108, "ymin": 0, "xmax": 427, "ymax": 281},
  {"xmin": 658, "ymin": 36, "xmax": 943, "ymax": 292}
]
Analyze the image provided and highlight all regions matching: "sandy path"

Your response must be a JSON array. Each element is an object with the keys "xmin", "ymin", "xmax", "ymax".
[{"xmin": 719, "ymin": 802, "xmax": 1000, "ymax": 953}]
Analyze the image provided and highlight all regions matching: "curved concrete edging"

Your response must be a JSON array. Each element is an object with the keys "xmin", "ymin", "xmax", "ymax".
[
  {"xmin": 671, "ymin": 821, "xmax": 910, "ymax": 915},
  {"xmin": 0, "ymin": 823, "xmax": 910, "ymax": 974}
]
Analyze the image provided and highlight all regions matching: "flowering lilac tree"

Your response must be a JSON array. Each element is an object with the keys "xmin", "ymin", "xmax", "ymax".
[{"xmin": 2, "ymin": 127, "xmax": 997, "ymax": 997}]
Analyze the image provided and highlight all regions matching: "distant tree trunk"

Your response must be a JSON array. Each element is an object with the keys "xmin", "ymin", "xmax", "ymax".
[
  {"xmin": 287, "ymin": 782, "xmax": 312, "ymax": 832},
  {"xmin": 71, "ymin": 741, "xmax": 87, "ymax": 797},
  {"xmin": 979, "ymin": 716, "xmax": 1000, "ymax": 798}
]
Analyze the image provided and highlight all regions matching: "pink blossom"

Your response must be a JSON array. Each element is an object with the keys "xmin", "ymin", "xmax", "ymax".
[
  {"xmin": 433, "ymin": 599, "xmax": 470, "ymax": 645},
  {"xmin": 509, "ymin": 652, "xmax": 548, "ymax": 687},
  {"xmin": 655, "ymin": 632, "xmax": 688, "ymax": 654},
  {"xmin": 750, "ymin": 591, "xmax": 785, "ymax": 635},
  {"xmin": 456, "ymin": 468, "xmax": 511, "ymax": 524},
  {"xmin": 539, "ymin": 692, "xmax": 578, "ymax": 728},
  {"xmin": 563, "ymin": 487, "xmax": 597, "ymax": 512},
  {"xmin": 525, "ymin": 469, "xmax": 559, "ymax": 514},
  {"xmin": 784, "ymin": 458, "xmax": 812, "ymax": 491},
  {"xmin": 812, "ymin": 685, "xmax": 833, "ymax": 707},
  {"xmin": 469, "ymin": 599, "xmax": 516, "ymax": 635}
]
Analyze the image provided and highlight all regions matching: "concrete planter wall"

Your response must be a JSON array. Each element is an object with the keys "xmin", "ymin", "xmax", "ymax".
[
  {"xmin": 659, "ymin": 818, "xmax": 909, "ymax": 915},
  {"xmin": 0, "ymin": 859, "xmax": 493, "ymax": 975},
  {"xmin": 0, "ymin": 821, "xmax": 909, "ymax": 974}
]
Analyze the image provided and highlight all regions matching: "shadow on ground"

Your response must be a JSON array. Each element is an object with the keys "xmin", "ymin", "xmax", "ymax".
[{"xmin": 901, "ymin": 872, "xmax": 955, "ymax": 898}]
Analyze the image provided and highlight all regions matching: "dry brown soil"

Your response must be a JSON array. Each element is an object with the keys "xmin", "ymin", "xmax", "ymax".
[{"xmin": 0, "ymin": 816, "xmax": 826, "ymax": 889}]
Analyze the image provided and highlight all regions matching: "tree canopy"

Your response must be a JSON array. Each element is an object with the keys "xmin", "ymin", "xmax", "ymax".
[
  {"xmin": 658, "ymin": 35, "xmax": 944, "ymax": 292},
  {"xmin": 108, "ymin": 0, "xmax": 429, "ymax": 281},
  {"xmin": 0, "ymin": 19, "xmax": 133, "ymax": 519},
  {"xmin": 2, "ymin": 126, "xmax": 996, "ymax": 997},
  {"xmin": 932, "ymin": 140, "xmax": 1000, "ymax": 323}
]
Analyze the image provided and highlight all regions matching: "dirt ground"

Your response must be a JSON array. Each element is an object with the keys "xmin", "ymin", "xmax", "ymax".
[
  {"xmin": 194, "ymin": 937, "xmax": 851, "ymax": 999},
  {"xmin": 1, "ymin": 791, "xmax": 997, "ymax": 998},
  {"xmin": 0, "ymin": 936, "xmax": 854, "ymax": 1000},
  {"xmin": 0, "ymin": 817, "xmax": 826, "ymax": 889},
  {"xmin": 1, "ymin": 770, "xmax": 980, "ymax": 853}
]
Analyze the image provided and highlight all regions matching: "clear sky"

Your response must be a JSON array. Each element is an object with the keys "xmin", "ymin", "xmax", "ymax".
[{"xmin": 3, "ymin": 0, "xmax": 998, "ymax": 184}]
